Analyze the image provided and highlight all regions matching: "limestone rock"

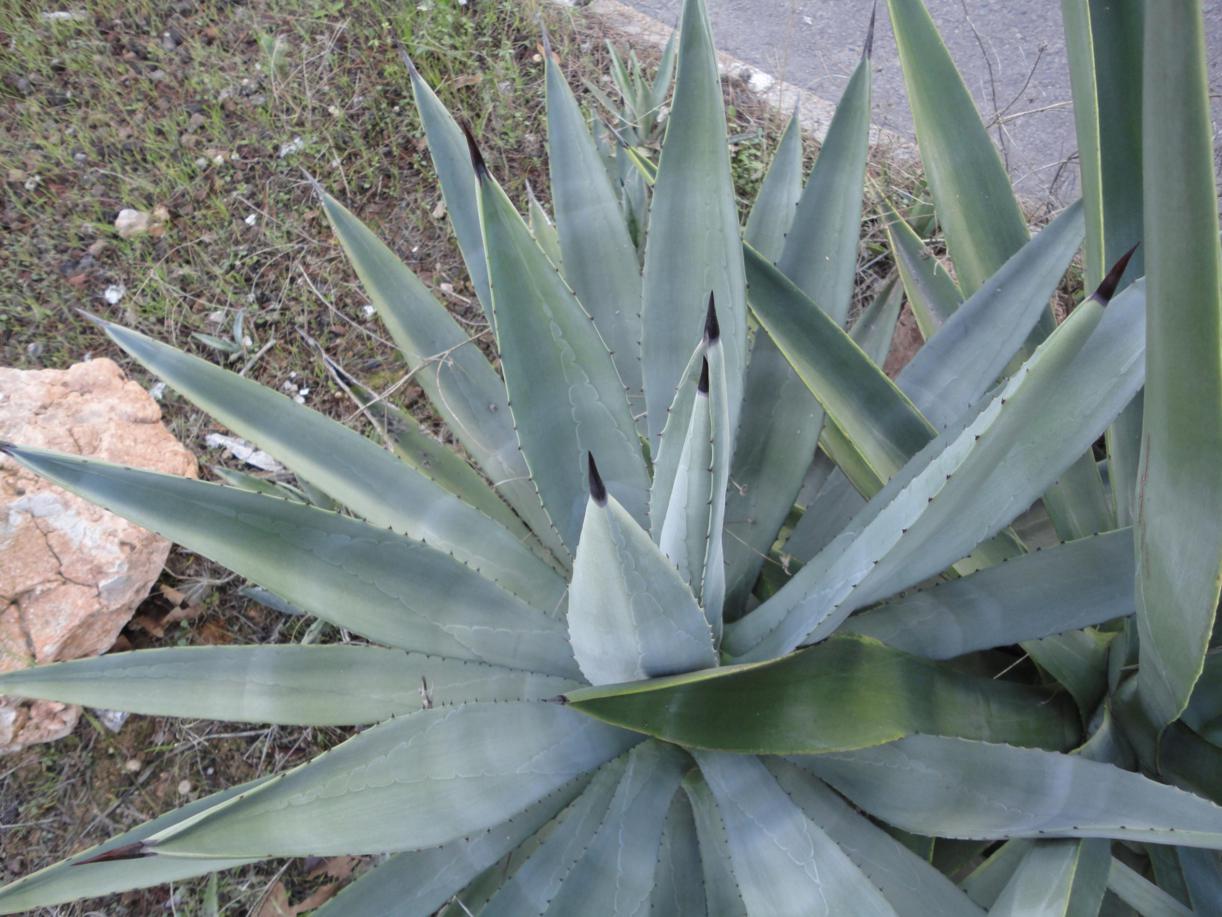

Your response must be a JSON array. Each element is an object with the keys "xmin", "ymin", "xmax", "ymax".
[{"xmin": 0, "ymin": 358, "xmax": 196, "ymax": 754}]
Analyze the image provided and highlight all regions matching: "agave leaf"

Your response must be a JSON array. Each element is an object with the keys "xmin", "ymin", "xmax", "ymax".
[
  {"xmin": 641, "ymin": 0, "xmax": 746, "ymax": 445},
  {"xmin": 568, "ymin": 456, "xmax": 716, "ymax": 686},
  {"xmin": 744, "ymin": 109, "xmax": 804, "ymax": 261},
  {"xmin": 726, "ymin": 280, "xmax": 1145, "ymax": 661},
  {"xmin": 988, "ymin": 839, "xmax": 1110, "ymax": 917},
  {"xmin": 1134, "ymin": 0, "xmax": 1222, "ymax": 726},
  {"xmin": 210, "ymin": 466, "xmax": 306, "ymax": 503},
  {"xmin": 1028, "ymin": 628, "xmax": 1112, "ymax": 720},
  {"xmin": 681, "ymin": 770, "xmax": 751, "ymax": 916},
  {"xmin": 1106, "ymin": 859, "xmax": 1194, "ymax": 917},
  {"xmin": 320, "ymin": 192, "xmax": 567, "ymax": 563},
  {"xmin": 721, "ymin": 32, "xmax": 872, "ymax": 612},
  {"xmin": 566, "ymin": 635, "xmax": 1080, "ymax": 753},
  {"xmin": 0, "ymin": 779, "xmax": 266, "ymax": 915},
  {"xmin": 320, "ymin": 353, "xmax": 538, "ymax": 549},
  {"xmin": 650, "ymin": 340, "xmax": 706, "ymax": 535},
  {"xmin": 800, "ymin": 734, "xmax": 1222, "ymax": 848},
  {"xmin": 851, "ymin": 276, "xmax": 905, "ymax": 366},
  {"xmin": 0, "ymin": 646, "xmax": 576, "ymax": 726},
  {"xmin": 475, "ymin": 139, "xmax": 650, "ymax": 551},
  {"xmin": 1177, "ymin": 847, "xmax": 1222, "ymax": 913},
  {"xmin": 538, "ymin": 741, "xmax": 689, "ymax": 915},
  {"xmin": 1062, "ymin": 0, "xmax": 1146, "ymax": 529},
  {"xmin": 895, "ymin": 201, "xmax": 1085, "ymax": 430},
  {"xmin": 311, "ymin": 779, "xmax": 590, "ymax": 917},
  {"xmin": 777, "ymin": 38, "xmax": 872, "ymax": 320},
  {"xmin": 478, "ymin": 754, "xmax": 630, "ymax": 913},
  {"xmin": 1, "ymin": 446, "xmax": 578, "ymax": 676},
  {"xmin": 147, "ymin": 703, "xmax": 634, "ymax": 858},
  {"xmin": 648, "ymin": 30, "xmax": 678, "ymax": 119},
  {"xmin": 693, "ymin": 752, "xmax": 899, "ymax": 916},
  {"xmin": 97, "ymin": 319, "xmax": 566, "ymax": 611},
  {"xmin": 961, "ymin": 840, "xmax": 1034, "ymax": 908},
  {"xmin": 655, "ymin": 317, "xmax": 731, "ymax": 629},
  {"xmin": 884, "ymin": 0, "xmax": 1031, "ymax": 300},
  {"xmin": 1182, "ymin": 655, "xmax": 1222, "ymax": 744},
  {"xmin": 526, "ymin": 185, "xmax": 564, "ymax": 270},
  {"xmin": 842, "ymin": 529, "xmax": 1134, "ymax": 658},
  {"xmin": 651, "ymin": 792, "xmax": 708, "ymax": 917},
  {"xmin": 766, "ymin": 759, "xmax": 985, "ymax": 916},
  {"xmin": 546, "ymin": 44, "xmax": 645, "ymax": 420},
  {"xmin": 407, "ymin": 58, "xmax": 493, "ymax": 328},
  {"xmin": 884, "ymin": 201, "xmax": 962, "ymax": 338},
  {"xmin": 744, "ymin": 245, "xmax": 932, "ymax": 485}
]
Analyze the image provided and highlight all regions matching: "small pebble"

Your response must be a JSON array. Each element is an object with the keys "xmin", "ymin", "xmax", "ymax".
[
  {"xmin": 124, "ymin": 758, "xmax": 142, "ymax": 773},
  {"xmin": 177, "ymin": 779, "xmax": 192, "ymax": 796}
]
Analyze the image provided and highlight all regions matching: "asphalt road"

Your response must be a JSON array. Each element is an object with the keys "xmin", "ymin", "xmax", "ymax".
[{"xmin": 619, "ymin": 0, "xmax": 1222, "ymax": 202}]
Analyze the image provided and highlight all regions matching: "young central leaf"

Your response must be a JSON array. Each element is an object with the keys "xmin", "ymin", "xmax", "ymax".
[{"xmin": 568, "ymin": 455, "xmax": 717, "ymax": 686}]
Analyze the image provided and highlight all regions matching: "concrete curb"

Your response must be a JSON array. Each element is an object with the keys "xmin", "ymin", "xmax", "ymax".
[{"xmin": 563, "ymin": 0, "xmax": 917, "ymax": 160}]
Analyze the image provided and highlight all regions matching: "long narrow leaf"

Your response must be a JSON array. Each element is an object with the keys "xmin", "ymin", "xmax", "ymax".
[
  {"xmin": 546, "ymin": 43, "xmax": 645, "ymax": 417},
  {"xmin": 842, "ymin": 528, "xmax": 1134, "ymax": 658},
  {"xmin": 801, "ymin": 735, "xmax": 1222, "ymax": 848},
  {"xmin": 1134, "ymin": 0, "xmax": 1222, "ymax": 725},
  {"xmin": 566, "ymin": 634, "xmax": 1079, "ymax": 753},
  {"xmin": 641, "ymin": 0, "xmax": 746, "ymax": 445},
  {"xmin": 1, "ymin": 446, "xmax": 578, "ymax": 676},
  {"xmin": 147, "ymin": 703, "xmax": 635, "ymax": 857},
  {"xmin": 0, "ymin": 646, "xmax": 576, "ymax": 726}
]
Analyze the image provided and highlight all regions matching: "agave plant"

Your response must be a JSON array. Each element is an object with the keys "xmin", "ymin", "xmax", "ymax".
[{"xmin": 2, "ymin": 0, "xmax": 1221, "ymax": 912}]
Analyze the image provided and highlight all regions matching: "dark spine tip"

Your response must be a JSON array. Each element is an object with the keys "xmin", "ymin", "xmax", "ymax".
[
  {"xmin": 587, "ymin": 452, "xmax": 607, "ymax": 505},
  {"xmin": 697, "ymin": 357, "xmax": 710, "ymax": 395},
  {"xmin": 704, "ymin": 292, "xmax": 720, "ymax": 343},
  {"xmin": 460, "ymin": 120, "xmax": 489, "ymax": 182},
  {"xmin": 75, "ymin": 841, "xmax": 154, "ymax": 865},
  {"xmin": 540, "ymin": 22, "xmax": 553, "ymax": 59},
  {"xmin": 0, "ymin": 440, "xmax": 15, "ymax": 456},
  {"xmin": 1092, "ymin": 242, "xmax": 1140, "ymax": 305},
  {"xmin": 864, "ymin": 1, "xmax": 877, "ymax": 59}
]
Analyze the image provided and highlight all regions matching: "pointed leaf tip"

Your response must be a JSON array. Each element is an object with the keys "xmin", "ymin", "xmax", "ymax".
[
  {"xmin": 697, "ymin": 357, "xmax": 710, "ymax": 395},
  {"xmin": 1091, "ymin": 243, "xmax": 1140, "ymax": 305},
  {"xmin": 704, "ymin": 292, "xmax": 720, "ymax": 343},
  {"xmin": 540, "ymin": 21, "xmax": 553, "ymax": 59},
  {"xmin": 74, "ymin": 841, "xmax": 154, "ymax": 865},
  {"xmin": 864, "ymin": 1, "xmax": 877, "ymax": 58},
  {"xmin": 76, "ymin": 308, "xmax": 108, "ymax": 329},
  {"xmin": 460, "ymin": 120, "xmax": 489, "ymax": 182},
  {"xmin": 588, "ymin": 452, "xmax": 607, "ymax": 505},
  {"xmin": 0, "ymin": 440, "xmax": 15, "ymax": 456}
]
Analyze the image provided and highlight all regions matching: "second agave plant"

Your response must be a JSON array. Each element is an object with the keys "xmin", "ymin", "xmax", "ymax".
[{"xmin": 1, "ymin": 0, "xmax": 1221, "ymax": 913}]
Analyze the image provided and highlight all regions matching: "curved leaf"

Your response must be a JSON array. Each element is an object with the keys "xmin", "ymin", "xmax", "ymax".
[
  {"xmin": 476, "ymin": 147, "xmax": 649, "ymax": 551},
  {"xmin": 884, "ymin": 202, "xmax": 962, "ymax": 337},
  {"xmin": 0, "ymin": 646, "xmax": 576, "ymax": 726},
  {"xmin": 148, "ymin": 703, "xmax": 635, "ymax": 857},
  {"xmin": 801, "ymin": 735, "xmax": 1222, "ymax": 848},
  {"xmin": 988, "ymin": 839, "xmax": 1110, "ymax": 917},
  {"xmin": 1, "ymin": 446, "xmax": 578, "ymax": 677},
  {"xmin": 567, "ymin": 635, "xmax": 1079, "ymax": 753},
  {"xmin": 1106, "ymin": 859, "xmax": 1194, "ymax": 917}
]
